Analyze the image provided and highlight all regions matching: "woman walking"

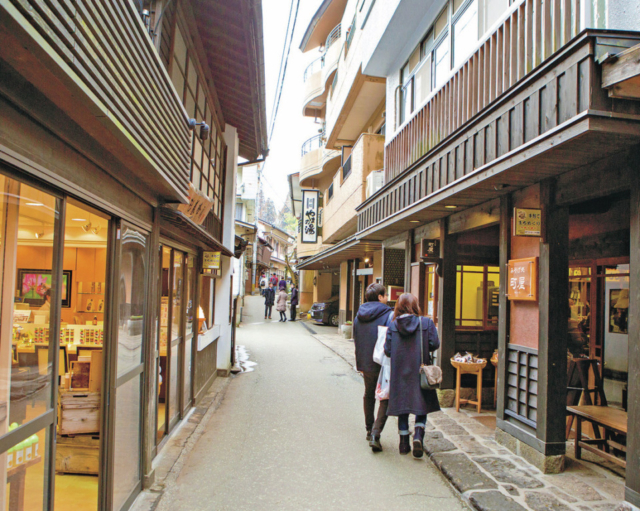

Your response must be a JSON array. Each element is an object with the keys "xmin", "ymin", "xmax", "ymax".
[
  {"xmin": 276, "ymin": 286, "xmax": 288, "ymax": 322},
  {"xmin": 384, "ymin": 293, "xmax": 440, "ymax": 458}
]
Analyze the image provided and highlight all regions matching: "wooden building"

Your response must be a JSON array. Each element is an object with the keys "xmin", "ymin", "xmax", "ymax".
[
  {"xmin": 346, "ymin": 0, "xmax": 640, "ymax": 506},
  {"xmin": 0, "ymin": 0, "xmax": 266, "ymax": 509}
]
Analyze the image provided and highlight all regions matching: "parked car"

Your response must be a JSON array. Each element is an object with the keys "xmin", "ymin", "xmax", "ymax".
[{"xmin": 309, "ymin": 297, "xmax": 339, "ymax": 326}]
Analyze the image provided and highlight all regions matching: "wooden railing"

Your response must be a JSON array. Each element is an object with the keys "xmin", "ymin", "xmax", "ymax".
[{"xmin": 385, "ymin": 0, "xmax": 582, "ymax": 183}]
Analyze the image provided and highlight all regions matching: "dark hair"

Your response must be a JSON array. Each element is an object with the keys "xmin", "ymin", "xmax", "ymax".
[
  {"xmin": 394, "ymin": 293, "xmax": 421, "ymax": 317},
  {"xmin": 364, "ymin": 283, "xmax": 386, "ymax": 303},
  {"xmin": 43, "ymin": 288, "xmax": 51, "ymax": 299}
]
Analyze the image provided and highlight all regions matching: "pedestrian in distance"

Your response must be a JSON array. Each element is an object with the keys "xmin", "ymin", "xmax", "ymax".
[
  {"xmin": 353, "ymin": 283, "xmax": 394, "ymax": 452},
  {"xmin": 259, "ymin": 274, "xmax": 266, "ymax": 296},
  {"xmin": 270, "ymin": 273, "xmax": 278, "ymax": 287},
  {"xmin": 276, "ymin": 286, "xmax": 288, "ymax": 322},
  {"xmin": 278, "ymin": 278, "xmax": 287, "ymax": 291},
  {"xmin": 289, "ymin": 284, "xmax": 299, "ymax": 321},
  {"xmin": 384, "ymin": 293, "xmax": 440, "ymax": 459},
  {"xmin": 264, "ymin": 282, "xmax": 275, "ymax": 320}
]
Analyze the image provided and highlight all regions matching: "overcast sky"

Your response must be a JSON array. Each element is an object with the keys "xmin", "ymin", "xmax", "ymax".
[{"xmin": 261, "ymin": 0, "xmax": 324, "ymax": 209}]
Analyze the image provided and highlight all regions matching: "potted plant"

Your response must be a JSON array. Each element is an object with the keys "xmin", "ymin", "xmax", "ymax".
[{"xmin": 342, "ymin": 320, "xmax": 353, "ymax": 339}]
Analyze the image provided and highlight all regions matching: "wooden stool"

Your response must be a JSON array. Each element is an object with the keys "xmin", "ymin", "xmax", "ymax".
[{"xmin": 451, "ymin": 359, "xmax": 487, "ymax": 413}]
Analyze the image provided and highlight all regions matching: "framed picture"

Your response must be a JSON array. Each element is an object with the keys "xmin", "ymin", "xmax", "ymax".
[
  {"xmin": 17, "ymin": 269, "xmax": 72, "ymax": 308},
  {"xmin": 609, "ymin": 289, "xmax": 629, "ymax": 334}
]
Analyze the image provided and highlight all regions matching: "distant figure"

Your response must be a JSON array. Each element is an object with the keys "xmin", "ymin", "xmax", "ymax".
[
  {"xmin": 259, "ymin": 274, "xmax": 266, "ymax": 296},
  {"xmin": 278, "ymin": 278, "xmax": 286, "ymax": 291},
  {"xmin": 270, "ymin": 274, "xmax": 278, "ymax": 287},
  {"xmin": 276, "ymin": 287, "xmax": 288, "ymax": 322},
  {"xmin": 290, "ymin": 284, "xmax": 299, "ymax": 321},
  {"xmin": 39, "ymin": 288, "xmax": 52, "ymax": 311},
  {"xmin": 264, "ymin": 282, "xmax": 275, "ymax": 320}
]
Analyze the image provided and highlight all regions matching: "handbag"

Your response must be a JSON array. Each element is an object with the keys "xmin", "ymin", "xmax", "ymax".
[
  {"xmin": 372, "ymin": 325, "xmax": 388, "ymax": 365},
  {"xmin": 419, "ymin": 318, "xmax": 442, "ymax": 390}
]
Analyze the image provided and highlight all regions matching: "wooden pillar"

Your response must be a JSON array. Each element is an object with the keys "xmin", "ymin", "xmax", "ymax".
[
  {"xmin": 404, "ymin": 230, "xmax": 414, "ymax": 293},
  {"xmin": 536, "ymin": 178, "xmax": 568, "ymax": 455},
  {"xmin": 496, "ymin": 194, "xmax": 511, "ymax": 422},
  {"xmin": 626, "ymin": 174, "xmax": 640, "ymax": 507},
  {"xmin": 346, "ymin": 260, "xmax": 353, "ymax": 321},
  {"xmin": 437, "ymin": 218, "xmax": 457, "ymax": 389}
]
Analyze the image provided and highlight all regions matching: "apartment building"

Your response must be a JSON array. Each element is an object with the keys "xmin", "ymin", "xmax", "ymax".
[
  {"xmin": 259, "ymin": 220, "xmax": 295, "ymax": 283},
  {"xmin": 349, "ymin": 0, "xmax": 640, "ymax": 504},
  {"xmin": 0, "ymin": 0, "xmax": 266, "ymax": 509},
  {"xmin": 294, "ymin": 0, "xmax": 388, "ymax": 323}
]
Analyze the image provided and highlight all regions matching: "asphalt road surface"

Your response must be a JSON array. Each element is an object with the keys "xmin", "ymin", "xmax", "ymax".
[{"xmin": 156, "ymin": 295, "xmax": 467, "ymax": 511}]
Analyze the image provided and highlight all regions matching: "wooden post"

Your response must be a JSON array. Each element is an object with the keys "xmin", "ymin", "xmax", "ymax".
[
  {"xmin": 496, "ymin": 194, "xmax": 511, "ymax": 421},
  {"xmin": 626, "ymin": 174, "xmax": 640, "ymax": 507},
  {"xmin": 537, "ymin": 178, "xmax": 568, "ymax": 455},
  {"xmin": 437, "ymin": 218, "xmax": 457, "ymax": 389},
  {"xmin": 404, "ymin": 230, "xmax": 414, "ymax": 293}
]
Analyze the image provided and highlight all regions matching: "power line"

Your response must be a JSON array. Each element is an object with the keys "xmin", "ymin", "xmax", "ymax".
[
  {"xmin": 268, "ymin": 0, "xmax": 295, "ymax": 136},
  {"xmin": 267, "ymin": 0, "xmax": 300, "ymax": 145}
]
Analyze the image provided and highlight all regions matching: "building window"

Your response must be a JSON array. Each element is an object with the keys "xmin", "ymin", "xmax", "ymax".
[
  {"xmin": 170, "ymin": 23, "xmax": 226, "ymax": 220},
  {"xmin": 455, "ymin": 265, "xmax": 499, "ymax": 330},
  {"xmin": 235, "ymin": 203, "xmax": 243, "ymax": 221},
  {"xmin": 453, "ymin": 0, "xmax": 478, "ymax": 68}
]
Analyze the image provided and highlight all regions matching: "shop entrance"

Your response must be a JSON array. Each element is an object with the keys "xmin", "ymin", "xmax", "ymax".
[{"xmin": 156, "ymin": 245, "xmax": 196, "ymax": 446}]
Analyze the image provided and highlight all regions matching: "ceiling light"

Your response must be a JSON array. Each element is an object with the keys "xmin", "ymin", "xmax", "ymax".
[
  {"xmin": 81, "ymin": 221, "xmax": 92, "ymax": 232},
  {"xmin": 34, "ymin": 231, "xmax": 44, "ymax": 239},
  {"xmin": 409, "ymin": 220, "xmax": 420, "ymax": 223},
  {"xmin": 26, "ymin": 202, "xmax": 43, "ymax": 207},
  {"xmin": 445, "ymin": 205, "xmax": 458, "ymax": 209},
  {"xmin": 364, "ymin": 257, "xmax": 370, "ymax": 263},
  {"xmin": 72, "ymin": 218, "xmax": 87, "ymax": 222}
]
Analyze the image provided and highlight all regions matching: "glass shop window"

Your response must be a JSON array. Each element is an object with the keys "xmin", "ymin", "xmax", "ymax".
[{"xmin": 455, "ymin": 265, "xmax": 499, "ymax": 329}]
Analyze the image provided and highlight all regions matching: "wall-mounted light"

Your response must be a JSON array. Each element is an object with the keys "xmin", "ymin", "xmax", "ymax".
[
  {"xmin": 34, "ymin": 231, "xmax": 44, "ymax": 239},
  {"xmin": 188, "ymin": 119, "xmax": 210, "ymax": 141},
  {"xmin": 91, "ymin": 225, "xmax": 102, "ymax": 235},
  {"xmin": 82, "ymin": 221, "xmax": 92, "ymax": 232}
]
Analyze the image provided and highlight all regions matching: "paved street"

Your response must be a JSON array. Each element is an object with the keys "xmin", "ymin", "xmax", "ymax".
[{"xmin": 155, "ymin": 295, "xmax": 467, "ymax": 510}]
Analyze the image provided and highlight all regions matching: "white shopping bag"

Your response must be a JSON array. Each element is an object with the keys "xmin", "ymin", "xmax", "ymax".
[
  {"xmin": 375, "ymin": 355, "xmax": 391, "ymax": 400},
  {"xmin": 372, "ymin": 325, "xmax": 388, "ymax": 365}
]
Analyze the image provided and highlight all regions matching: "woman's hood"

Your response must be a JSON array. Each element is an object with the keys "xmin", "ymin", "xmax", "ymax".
[{"xmin": 395, "ymin": 314, "xmax": 421, "ymax": 336}]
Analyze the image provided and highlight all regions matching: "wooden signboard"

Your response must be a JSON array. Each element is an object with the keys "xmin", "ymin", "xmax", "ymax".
[
  {"xmin": 203, "ymin": 251, "xmax": 221, "ymax": 269},
  {"xmin": 422, "ymin": 239, "xmax": 441, "ymax": 257},
  {"xmin": 507, "ymin": 257, "xmax": 538, "ymax": 301}
]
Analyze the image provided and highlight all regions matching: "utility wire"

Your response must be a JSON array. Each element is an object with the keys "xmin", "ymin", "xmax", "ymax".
[
  {"xmin": 267, "ymin": 0, "xmax": 300, "ymax": 145},
  {"xmin": 268, "ymin": 0, "xmax": 295, "ymax": 137}
]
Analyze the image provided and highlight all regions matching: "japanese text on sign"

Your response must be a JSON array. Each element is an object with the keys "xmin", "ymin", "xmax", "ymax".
[
  {"xmin": 301, "ymin": 190, "xmax": 319, "ymax": 244},
  {"xmin": 513, "ymin": 208, "xmax": 542, "ymax": 237},
  {"xmin": 507, "ymin": 257, "xmax": 538, "ymax": 301},
  {"xmin": 203, "ymin": 251, "xmax": 221, "ymax": 269}
]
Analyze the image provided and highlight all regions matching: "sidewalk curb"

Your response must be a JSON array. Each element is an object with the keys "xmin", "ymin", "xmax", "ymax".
[{"xmin": 130, "ymin": 375, "xmax": 233, "ymax": 511}]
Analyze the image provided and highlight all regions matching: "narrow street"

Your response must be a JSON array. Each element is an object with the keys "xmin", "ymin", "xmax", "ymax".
[{"xmin": 154, "ymin": 295, "xmax": 468, "ymax": 510}]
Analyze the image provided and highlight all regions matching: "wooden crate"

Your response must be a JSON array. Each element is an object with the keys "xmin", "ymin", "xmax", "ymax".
[
  {"xmin": 55, "ymin": 434, "xmax": 100, "ymax": 475},
  {"xmin": 58, "ymin": 390, "xmax": 101, "ymax": 435}
]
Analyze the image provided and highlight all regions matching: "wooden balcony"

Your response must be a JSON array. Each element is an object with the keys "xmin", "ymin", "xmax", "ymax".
[
  {"xmin": 0, "ymin": 0, "xmax": 191, "ymax": 202},
  {"xmin": 256, "ymin": 243, "xmax": 272, "ymax": 267},
  {"xmin": 357, "ymin": 28, "xmax": 640, "ymax": 240}
]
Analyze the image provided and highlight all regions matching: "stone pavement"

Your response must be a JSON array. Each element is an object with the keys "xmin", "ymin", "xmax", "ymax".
[{"xmin": 308, "ymin": 328, "xmax": 633, "ymax": 511}]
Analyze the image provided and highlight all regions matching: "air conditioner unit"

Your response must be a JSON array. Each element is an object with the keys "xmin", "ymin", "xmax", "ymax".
[{"xmin": 366, "ymin": 171, "xmax": 384, "ymax": 199}]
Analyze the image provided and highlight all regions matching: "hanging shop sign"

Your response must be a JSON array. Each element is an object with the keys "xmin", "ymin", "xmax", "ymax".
[
  {"xmin": 422, "ymin": 239, "xmax": 441, "ymax": 257},
  {"xmin": 507, "ymin": 257, "xmax": 538, "ymax": 301},
  {"xmin": 177, "ymin": 184, "xmax": 214, "ymax": 225},
  {"xmin": 513, "ymin": 208, "xmax": 542, "ymax": 237},
  {"xmin": 356, "ymin": 268, "xmax": 374, "ymax": 276},
  {"xmin": 203, "ymin": 251, "xmax": 221, "ymax": 269},
  {"xmin": 301, "ymin": 190, "xmax": 319, "ymax": 244}
]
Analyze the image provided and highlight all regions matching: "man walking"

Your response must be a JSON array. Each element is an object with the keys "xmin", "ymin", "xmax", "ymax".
[
  {"xmin": 264, "ymin": 282, "xmax": 275, "ymax": 320},
  {"xmin": 289, "ymin": 284, "xmax": 299, "ymax": 321},
  {"xmin": 353, "ymin": 283, "xmax": 393, "ymax": 452}
]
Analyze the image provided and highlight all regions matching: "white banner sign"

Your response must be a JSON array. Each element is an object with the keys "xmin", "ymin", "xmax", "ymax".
[{"xmin": 301, "ymin": 190, "xmax": 319, "ymax": 244}]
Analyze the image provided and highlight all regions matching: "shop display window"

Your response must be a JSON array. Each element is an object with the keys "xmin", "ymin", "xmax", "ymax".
[{"xmin": 455, "ymin": 265, "xmax": 499, "ymax": 330}]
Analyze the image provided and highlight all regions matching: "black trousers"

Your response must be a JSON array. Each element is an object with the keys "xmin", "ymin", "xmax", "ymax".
[
  {"xmin": 362, "ymin": 369, "xmax": 389, "ymax": 436},
  {"xmin": 265, "ymin": 304, "xmax": 272, "ymax": 318},
  {"xmin": 290, "ymin": 305, "xmax": 297, "ymax": 320}
]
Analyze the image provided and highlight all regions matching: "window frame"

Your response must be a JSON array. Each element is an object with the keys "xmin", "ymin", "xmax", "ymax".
[{"xmin": 455, "ymin": 264, "xmax": 500, "ymax": 331}]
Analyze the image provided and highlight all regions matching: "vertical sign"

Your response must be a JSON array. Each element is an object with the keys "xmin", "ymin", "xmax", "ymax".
[
  {"xmin": 507, "ymin": 257, "xmax": 538, "ymax": 301},
  {"xmin": 301, "ymin": 190, "xmax": 319, "ymax": 244}
]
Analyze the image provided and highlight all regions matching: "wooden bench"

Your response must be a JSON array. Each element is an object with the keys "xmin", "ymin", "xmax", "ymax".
[{"xmin": 566, "ymin": 405, "xmax": 627, "ymax": 468}]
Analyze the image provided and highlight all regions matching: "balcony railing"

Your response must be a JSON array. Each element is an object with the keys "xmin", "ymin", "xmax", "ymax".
[
  {"xmin": 301, "ymin": 133, "xmax": 324, "ymax": 156},
  {"xmin": 325, "ymin": 23, "xmax": 342, "ymax": 50},
  {"xmin": 385, "ymin": 0, "xmax": 582, "ymax": 183},
  {"xmin": 303, "ymin": 56, "xmax": 324, "ymax": 82},
  {"xmin": 345, "ymin": 15, "xmax": 356, "ymax": 54}
]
